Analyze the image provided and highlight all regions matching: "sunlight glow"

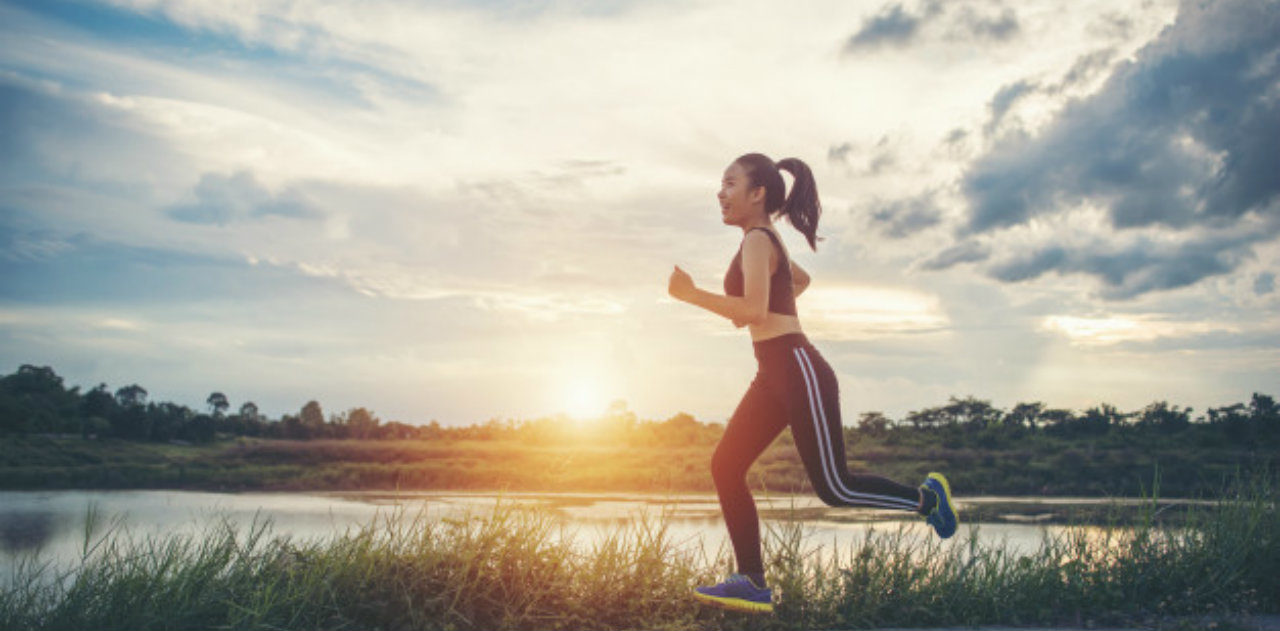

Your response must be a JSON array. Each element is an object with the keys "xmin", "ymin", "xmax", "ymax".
[
  {"xmin": 1042, "ymin": 315, "xmax": 1229, "ymax": 346},
  {"xmin": 562, "ymin": 374, "xmax": 608, "ymax": 421},
  {"xmin": 802, "ymin": 286, "xmax": 949, "ymax": 341}
]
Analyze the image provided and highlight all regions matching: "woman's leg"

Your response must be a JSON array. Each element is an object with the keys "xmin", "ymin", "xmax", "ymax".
[
  {"xmin": 785, "ymin": 344, "xmax": 923, "ymax": 512},
  {"xmin": 711, "ymin": 372, "xmax": 790, "ymax": 579}
]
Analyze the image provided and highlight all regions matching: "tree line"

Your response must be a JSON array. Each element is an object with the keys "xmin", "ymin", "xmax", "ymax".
[{"xmin": 1, "ymin": 364, "xmax": 1277, "ymax": 449}]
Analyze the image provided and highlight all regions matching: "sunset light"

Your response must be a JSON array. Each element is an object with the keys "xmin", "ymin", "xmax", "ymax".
[{"xmin": 561, "ymin": 374, "xmax": 609, "ymax": 421}]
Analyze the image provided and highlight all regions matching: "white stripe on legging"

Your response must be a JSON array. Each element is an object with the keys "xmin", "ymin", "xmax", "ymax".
[{"xmin": 792, "ymin": 347, "xmax": 919, "ymax": 511}]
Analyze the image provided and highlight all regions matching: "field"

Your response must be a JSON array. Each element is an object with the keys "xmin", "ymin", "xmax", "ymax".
[{"xmin": 1, "ymin": 432, "xmax": 1273, "ymax": 499}]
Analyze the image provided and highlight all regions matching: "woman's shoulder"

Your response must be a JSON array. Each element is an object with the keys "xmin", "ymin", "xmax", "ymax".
[{"xmin": 744, "ymin": 226, "xmax": 787, "ymax": 255}]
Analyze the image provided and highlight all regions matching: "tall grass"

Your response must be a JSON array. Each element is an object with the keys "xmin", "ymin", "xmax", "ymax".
[{"xmin": 2, "ymin": 473, "xmax": 1276, "ymax": 630}]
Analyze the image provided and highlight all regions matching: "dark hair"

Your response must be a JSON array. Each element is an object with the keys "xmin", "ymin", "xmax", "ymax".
[{"xmin": 733, "ymin": 153, "xmax": 824, "ymax": 251}]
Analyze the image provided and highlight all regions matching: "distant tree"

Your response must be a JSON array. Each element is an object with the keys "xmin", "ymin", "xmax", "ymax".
[
  {"xmin": 1004, "ymin": 402, "xmax": 1046, "ymax": 430},
  {"xmin": 115, "ymin": 384, "xmax": 148, "ymax": 408},
  {"xmin": 282, "ymin": 413, "xmax": 305, "ymax": 439},
  {"xmin": 943, "ymin": 396, "xmax": 1002, "ymax": 431},
  {"xmin": 346, "ymin": 407, "xmax": 379, "ymax": 440},
  {"xmin": 1040, "ymin": 408, "xmax": 1079, "ymax": 437},
  {"xmin": 1137, "ymin": 401, "xmax": 1191, "ymax": 434},
  {"xmin": 1, "ymin": 365, "xmax": 80, "ymax": 433},
  {"xmin": 1207, "ymin": 402, "xmax": 1251, "ymax": 443},
  {"xmin": 148, "ymin": 401, "xmax": 193, "ymax": 442},
  {"xmin": 300, "ymin": 401, "xmax": 325, "ymax": 439},
  {"xmin": 82, "ymin": 384, "xmax": 116, "ymax": 419},
  {"xmin": 1250, "ymin": 393, "xmax": 1280, "ymax": 441},
  {"xmin": 186, "ymin": 413, "xmax": 216, "ymax": 443},
  {"xmin": 857, "ymin": 411, "xmax": 890, "ymax": 437},
  {"xmin": 206, "ymin": 392, "xmax": 229, "ymax": 417},
  {"xmin": 905, "ymin": 407, "xmax": 944, "ymax": 430}
]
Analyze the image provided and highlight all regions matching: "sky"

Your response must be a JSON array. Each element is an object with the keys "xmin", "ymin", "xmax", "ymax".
[{"xmin": 1, "ymin": 0, "xmax": 1277, "ymax": 426}]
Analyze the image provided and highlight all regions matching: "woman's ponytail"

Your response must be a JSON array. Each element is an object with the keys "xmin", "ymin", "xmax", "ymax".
[{"xmin": 776, "ymin": 157, "xmax": 823, "ymax": 251}]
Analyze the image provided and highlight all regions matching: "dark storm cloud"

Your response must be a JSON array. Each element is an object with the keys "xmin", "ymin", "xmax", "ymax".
[
  {"xmin": 843, "ymin": 0, "xmax": 1019, "ymax": 53},
  {"xmin": 869, "ymin": 192, "xmax": 943, "ymax": 238},
  {"xmin": 951, "ymin": 0, "xmax": 1280, "ymax": 297},
  {"xmin": 167, "ymin": 171, "xmax": 320, "ymax": 225}
]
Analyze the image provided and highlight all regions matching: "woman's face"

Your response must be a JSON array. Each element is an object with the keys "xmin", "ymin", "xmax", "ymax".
[{"xmin": 718, "ymin": 161, "xmax": 763, "ymax": 227}]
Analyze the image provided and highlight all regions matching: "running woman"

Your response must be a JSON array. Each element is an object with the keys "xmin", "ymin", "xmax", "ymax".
[{"xmin": 667, "ymin": 153, "xmax": 958, "ymax": 615}]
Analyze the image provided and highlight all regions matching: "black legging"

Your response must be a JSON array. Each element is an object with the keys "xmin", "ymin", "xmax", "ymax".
[{"xmin": 711, "ymin": 332, "xmax": 922, "ymax": 576}]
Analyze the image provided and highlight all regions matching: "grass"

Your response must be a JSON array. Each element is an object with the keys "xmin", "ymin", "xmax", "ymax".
[{"xmin": 1, "ymin": 472, "xmax": 1276, "ymax": 630}]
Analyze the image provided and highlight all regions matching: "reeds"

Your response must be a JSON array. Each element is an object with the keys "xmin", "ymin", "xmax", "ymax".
[{"xmin": 2, "ymin": 472, "xmax": 1275, "ymax": 630}]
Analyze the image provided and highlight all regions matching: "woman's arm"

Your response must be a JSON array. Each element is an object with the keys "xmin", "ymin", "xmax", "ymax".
[
  {"xmin": 669, "ymin": 231, "xmax": 772, "ymax": 325},
  {"xmin": 791, "ymin": 260, "xmax": 811, "ymax": 298}
]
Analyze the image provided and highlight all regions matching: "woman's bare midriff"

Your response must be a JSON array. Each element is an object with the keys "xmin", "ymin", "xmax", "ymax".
[{"xmin": 749, "ymin": 313, "xmax": 803, "ymax": 342}]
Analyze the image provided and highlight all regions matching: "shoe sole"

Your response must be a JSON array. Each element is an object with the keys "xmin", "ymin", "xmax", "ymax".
[
  {"xmin": 692, "ymin": 590, "xmax": 774, "ymax": 614},
  {"xmin": 927, "ymin": 471, "xmax": 959, "ymax": 537}
]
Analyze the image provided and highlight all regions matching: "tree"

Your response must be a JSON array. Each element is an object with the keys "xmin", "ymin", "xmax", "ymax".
[
  {"xmin": 115, "ymin": 384, "xmax": 148, "ymax": 408},
  {"xmin": 346, "ymin": 407, "xmax": 379, "ymax": 440},
  {"xmin": 82, "ymin": 384, "xmax": 116, "ymax": 419},
  {"xmin": 206, "ymin": 392, "xmax": 229, "ymax": 417},
  {"xmin": 1, "ymin": 365, "xmax": 80, "ymax": 433},
  {"xmin": 300, "ymin": 401, "xmax": 325, "ymax": 439},
  {"xmin": 1004, "ymin": 402, "xmax": 1046, "ymax": 430},
  {"xmin": 1249, "ymin": 393, "xmax": 1280, "ymax": 441},
  {"xmin": 857, "ymin": 411, "xmax": 890, "ymax": 437},
  {"xmin": 1137, "ymin": 401, "xmax": 1191, "ymax": 433}
]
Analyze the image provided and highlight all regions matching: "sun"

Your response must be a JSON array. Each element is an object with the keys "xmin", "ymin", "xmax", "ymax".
[{"xmin": 562, "ymin": 375, "xmax": 608, "ymax": 421}]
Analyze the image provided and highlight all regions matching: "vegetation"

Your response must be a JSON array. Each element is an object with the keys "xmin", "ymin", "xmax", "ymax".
[
  {"xmin": 1, "ymin": 472, "xmax": 1275, "ymax": 630},
  {"xmin": 2, "ymin": 364, "xmax": 1277, "ymax": 496}
]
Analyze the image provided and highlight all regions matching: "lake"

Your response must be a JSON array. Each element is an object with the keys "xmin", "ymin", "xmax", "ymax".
[{"xmin": 0, "ymin": 489, "xmax": 1171, "ymax": 588}]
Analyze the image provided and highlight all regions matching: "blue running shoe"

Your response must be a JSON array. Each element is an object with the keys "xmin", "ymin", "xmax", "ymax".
[
  {"xmin": 693, "ymin": 573, "xmax": 773, "ymax": 614},
  {"xmin": 922, "ymin": 472, "xmax": 958, "ymax": 539}
]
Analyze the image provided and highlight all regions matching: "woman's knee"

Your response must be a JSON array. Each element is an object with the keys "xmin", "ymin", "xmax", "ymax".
[
  {"xmin": 813, "ymin": 484, "xmax": 843, "ymax": 507},
  {"xmin": 710, "ymin": 446, "xmax": 746, "ymax": 487}
]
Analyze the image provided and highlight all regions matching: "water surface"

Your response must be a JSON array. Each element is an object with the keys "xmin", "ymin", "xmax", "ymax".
[{"xmin": 0, "ymin": 489, "xmax": 1155, "ymax": 587}]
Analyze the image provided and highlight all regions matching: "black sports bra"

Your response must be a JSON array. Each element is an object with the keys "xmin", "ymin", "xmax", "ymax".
[{"xmin": 723, "ymin": 227, "xmax": 797, "ymax": 317}]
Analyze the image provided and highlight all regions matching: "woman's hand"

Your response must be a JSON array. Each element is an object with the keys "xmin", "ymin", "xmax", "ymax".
[
  {"xmin": 668, "ymin": 265, "xmax": 696, "ymax": 302},
  {"xmin": 731, "ymin": 318, "xmax": 748, "ymax": 328}
]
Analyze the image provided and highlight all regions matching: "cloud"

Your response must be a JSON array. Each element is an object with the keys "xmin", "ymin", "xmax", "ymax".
[
  {"xmin": 843, "ymin": 3, "xmax": 929, "ymax": 50},
  {"xmin": 167, "ymin": 171, "xmax": 321, "ymax": 225},
  {"xmin": 828, "ymin": 136, "xmax": 898, "ymax": 176},
  {"xmin": 987, "ymin": 224, "xmax": 1275, "ymax": 299},
  {"xmin": 983, "ymin": 79, "xmax": 1038, "ymax": 136},
  {"xmin": 955, "ymin": 0, "xmax": 1280, "ymax": 297},
  {"xmin": 843, "ymin": 0, "xmax": 1019, "ymax": 53},
  {"xmin": 1053, "ymin": 48, "xmax": 1117, "ymax": 91},
  {"xmin": 956, "ymin": 6, "xmax": 1019, "ymax": 41},
  {"xmin": 1255, "ymin": 271, "xmax": 1276, "ymax": 295},
  {"xmin": 868, "ymin": 191, "xmax": 943, "ymax": 238},
  {"xmin": 919, "ymin": 241, "xmax": 990, "ymax": 271}
]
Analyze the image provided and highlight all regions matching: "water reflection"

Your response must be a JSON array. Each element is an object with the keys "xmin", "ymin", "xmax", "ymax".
[
  {"xmin": 0, "ymin": 510, "xmax": 56, "ymax": 554},
  {"xmin": 0, "ymin": 489, "xmax": 1167, "ymax": 589}
]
